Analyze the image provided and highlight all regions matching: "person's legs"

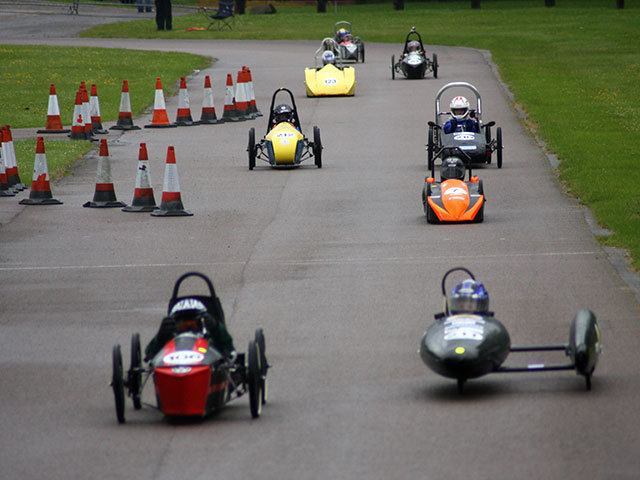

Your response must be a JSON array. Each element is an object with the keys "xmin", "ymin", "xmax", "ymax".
[
  {"xmin": 155, "ymin": 0, "xmax": 165, "ymax": 30},
  {"xmin": 164, "ymin": 1, "xmax": 172, "ymax": 31}
]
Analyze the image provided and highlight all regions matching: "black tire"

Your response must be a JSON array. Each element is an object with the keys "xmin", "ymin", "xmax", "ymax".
[
  {"xmin": 360, "ymin": 43, "xmax": 365, "ymax": 63},
  {"xmin": 496, "ymin": 127, "xmax": 503, "ymax": 168},
  {"xmin": 112, "ymin": 344, "xmax": 125, "ymax": 424},
  {"xmin": 247, "ymin": 339, "xmax": 262, "ymax": 418},
  {"xmin": 254, "ymin": 329, "xmax": 268, "ymax": 405},
  {"xmin": 391, "ymin": 54, "xmax": 395, "ymax": 80},
  {"xmin": 313, "ymin": 126, "xmax": 322, "ymax": 168},
  {"xmin": 432, "ymin": 53, "xmax": 438, "ymax": 79},
  {"xmin": 427, "ymin": 125, "xmax": 434, "ymax": 170},
  {"xmin": 248, "ymin": 128, "xmax": 256, "ymax": 170},
  {"xmin": 129, "ymin": 333, "xmax": 142, "ymax": 410}
]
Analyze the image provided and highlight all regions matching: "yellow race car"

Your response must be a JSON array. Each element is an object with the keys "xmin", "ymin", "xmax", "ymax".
[
  {"xmin": 304, "ymin": 38, "xmax": 356, "ymax": 97},
  {"xmin": 248, "ymin": 88, "xmax": 322, "ymax": 170}
]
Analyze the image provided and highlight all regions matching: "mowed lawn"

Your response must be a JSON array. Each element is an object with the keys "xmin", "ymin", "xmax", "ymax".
[{"xmin": 1, "ymin": 0, "xmax": 638, "ymax": 269}]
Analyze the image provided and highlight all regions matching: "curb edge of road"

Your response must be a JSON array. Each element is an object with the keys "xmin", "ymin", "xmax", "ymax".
[{"xmin": 480, "ymin": 48, "xmax": 640, "ymax": 305}]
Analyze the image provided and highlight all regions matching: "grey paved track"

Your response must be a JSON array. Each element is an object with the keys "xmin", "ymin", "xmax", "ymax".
[{"xmin": 1, "ymin": 4, "xmax": 639, "ymax": 480}]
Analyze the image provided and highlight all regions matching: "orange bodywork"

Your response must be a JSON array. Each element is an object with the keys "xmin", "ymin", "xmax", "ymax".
[{"xmin": 427, "ymin": 179, "xmax": 484, "ymax": 222}]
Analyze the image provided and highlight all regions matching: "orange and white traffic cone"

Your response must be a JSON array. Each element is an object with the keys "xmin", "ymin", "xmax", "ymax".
[
  {"xmin": 80, "ymin": 83, "xmax": 97, "ymax": 141},
  {"xmin": 0, "ymin": 132, "xmax": 16, "ymax": 197},
  {"xmin": 110, "ymin": 80, "xmax": 141, "ymax": 131},
  {"xmin": 243, "ymin": 66, "xmax": 262, "ymax": 117},
  {"xmin": 2, "ymin": 126, "xmax": 25, "ymax": 191},
  {"xmin": 83, "ymin": 139, "xmax": 126, "ymax": 208},
  {"xmin": 197, "ymin": 75, "xmax": 221, "ymax": 125},
  {"xmin": 122, "ymin": 142, "xmax": 157, "ymax": 212},
  {"xmin": 221, "ymin": 73, "xmax": 240, "ymax": 122},
  {"xmin": 145, "ymin": 77, "xmax": 177, "ymax": 129},
  {"xmin": 37, "ymin": 83, "xmax": 71, "ymax": 134},
  {"xmin": 173, "ymin": 76, "xmax": 196, "ymax": 126},
  {"xmin": 150, "ymin": 146, "xmax": 192, "ymax": 217},
  {"xmin": 19, "ymin": 137, "xmax": 63, "ymax": 205},
  {"xmin": 89, "ymin": 83, "xmax": 108, "ymax": 134},
  {"xmin": 234, "ymin": 70, "xmax": 251, "ymax": 120},
  {"xmin": 69, "ymin": 90, "xmax": 87, "ymax": 140}
]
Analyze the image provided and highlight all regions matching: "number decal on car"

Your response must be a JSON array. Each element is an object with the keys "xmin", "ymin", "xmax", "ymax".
[
  {"xmin": 324, "ymin": 78, "xmax": 338, "ymax": 86},
  {"xmin": 163, "ymin": 351, "xmax": 204, "ymax": 365},
  {"xmin": 454, "ymin": 133, "xmax": 475, "ymax": 141}
]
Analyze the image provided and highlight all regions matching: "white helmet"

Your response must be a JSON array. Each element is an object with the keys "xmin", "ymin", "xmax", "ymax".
[
  {"xmin": 322, "ymin": 50, "xmax": 335, "ymax": 65},
  {"xmin": 450, "ymin": 96, "xmax": 470, "ymax": 122}
]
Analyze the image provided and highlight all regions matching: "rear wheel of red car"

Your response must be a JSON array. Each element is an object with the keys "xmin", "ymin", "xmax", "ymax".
[
  {"xmin": 255, "ymin": 329, "xmax": 268, "ymax": 405},
  {"xmin": 112, "ymin": 344, "xmax": 126, "ymax": 424},
  {"xmin": 432, "ymin": 53, "xmax": 438, "ymax": 79},
  {"xmin": 129, "ymin": 333, "xmax": 142, "ymax": 410},
  {"xmin": 247, "ymin": 339, "xmax": 262, "ymax": 418}
]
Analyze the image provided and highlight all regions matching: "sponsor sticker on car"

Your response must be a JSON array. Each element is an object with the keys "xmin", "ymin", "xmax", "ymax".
[
  {"xmin": 454, "ymin": 133, "xmax": 475, "ymax": 141},
  {"xmin": 163, "ymin": 350, "xmax": 205, "ymax": 366}
]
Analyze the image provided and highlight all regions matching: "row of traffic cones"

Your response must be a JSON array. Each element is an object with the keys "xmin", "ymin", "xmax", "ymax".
[
  {"xmin": 37, "ymin": 68, "xmax": 261, "ymax": 134},
  {"xmin": 1, "ymin": 125, "xmax": 24, "ymax": 196},
  {"xmin": 3, "ymin": 136, "xmax": 192, "ymax": 216}
]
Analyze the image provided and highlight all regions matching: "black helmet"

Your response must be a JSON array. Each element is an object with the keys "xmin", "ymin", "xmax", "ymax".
[
  {"xmin": 449, "ymin": 279, "xmax": 489, "ymax": 315},
  {"xmin": 440, "ymin": 156, "xmax": 466, "ymax": 181},
  {"xmin": 274, "ymin": 104, "xmax": 293, "ymax": 124},
  {"xmin": 169, "ymin": 298, "xmax": 208, "ymax": 333}
]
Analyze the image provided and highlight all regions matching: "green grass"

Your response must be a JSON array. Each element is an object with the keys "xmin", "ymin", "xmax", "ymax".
[{"xmin": 2, "ymin": 0, "xmax": 639, "ymax": 269}]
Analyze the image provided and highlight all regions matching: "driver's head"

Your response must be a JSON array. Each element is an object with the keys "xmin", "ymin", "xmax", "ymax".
[
  {"xmin": 449, "ymin": 279, "xmax": 489, "ymax": 315},
  {"xmin": 337, "ymin": 28, "xmax": 348, "ymax": 39},
  {"xmin": 450, "ymin": 96, "xmax": 470, "ymax": 121},
  {"xmin": 322, "ymin": 50, "xmax": 336, "ymax": 65},
  {"xmin": 407, "ymin": 40, "xmax": 420, "ymax": 53},
  {"xmin": 170, "ymin": 298, "xmax": 207, "ymax": 333},
  {"xmin": 273, "ymin": 104, "xmax": 293, "ymax": 124},
  {"xmin": 440, "ymin": 156, "xmax": 466, "ymax": 181}
]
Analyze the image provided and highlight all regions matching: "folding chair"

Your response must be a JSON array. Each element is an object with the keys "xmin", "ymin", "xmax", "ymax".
[{"xmin": 199, "ymin": 0, "xmax": 235, "ymax": 31}]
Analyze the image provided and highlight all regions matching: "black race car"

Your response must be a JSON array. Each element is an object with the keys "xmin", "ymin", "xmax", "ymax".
[{"xmin": 391, "ymin": 27, "xmax": 438, "ymax": 80}]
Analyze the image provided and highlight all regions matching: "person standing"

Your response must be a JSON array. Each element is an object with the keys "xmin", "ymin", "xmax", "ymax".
[{"xmin": 155, "ymin": 0, "xmax": 172, "ymax": 31}]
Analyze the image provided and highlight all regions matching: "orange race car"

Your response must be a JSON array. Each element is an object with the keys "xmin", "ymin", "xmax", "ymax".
[{"xmin": 422, "ymin": 152, "xmax": 485, "ymax": 224}]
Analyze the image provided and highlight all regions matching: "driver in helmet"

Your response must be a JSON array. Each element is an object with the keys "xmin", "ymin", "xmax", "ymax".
[
  {"xmin": 144, "ymin": 298, "xmax": 235, "ymax": 362},
  {"xmin": 322, "ymin": 50, "xmax": 336, "ymax": 66},
  {"xmin": 448, "ymin": 279, "xmax": 490, "ymax": 315},
  {"xmin": 444, "ymin": 96, "xmax": 480, "ymax": 134},
  {"xmin": 336, "ymin": 27, "xmax": 348, "ymax": 43},
  {"xmin": 404, "ymin": 40, "xmax": 423, "ymax": 56},
  {"xmin": 272, "ymin": 103, "xmax": 299, "ymax": 130},
  {"xmin": 440, "ymin": 156, "xmax": 466, "ymax": 181}
]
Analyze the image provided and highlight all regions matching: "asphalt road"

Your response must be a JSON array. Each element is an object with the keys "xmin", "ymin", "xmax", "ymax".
[{"xmin": 1, "ymin": 4, "xmax": 640, "ymax": 480}]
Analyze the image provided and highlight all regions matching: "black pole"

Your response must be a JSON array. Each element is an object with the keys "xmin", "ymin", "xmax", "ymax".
[
  {"xmin": 471, "ymin": 0, "xmax": 480, "ymax": 8},
  {"xmin": 317, "ymin": 0, "xmax": 327, "ymax": 13},
  {"xmin": 616, "ymin": 0, "xmax": 624, "ymax": 9},
  {"xmin": 545, "ymin": 0, "xmax": 555, "ymax": 6},
  {"xmin": 393, "ymin": 0, "xmax": 404, "ymax": 10}
]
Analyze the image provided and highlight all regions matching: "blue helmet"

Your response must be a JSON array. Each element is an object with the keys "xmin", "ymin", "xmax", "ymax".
[
  {"xmin": 322, "ymin": 50, "xmax": 335, "ymax": 65},
  {"xmin": 449, "ymin": 279, "xmax": 489, "ymax": 314}
]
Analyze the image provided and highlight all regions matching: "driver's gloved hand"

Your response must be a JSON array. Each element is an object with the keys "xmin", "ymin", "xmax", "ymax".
[{"xmin": 157, "ymin": 316, "xmax": 176, "ymax": 342}]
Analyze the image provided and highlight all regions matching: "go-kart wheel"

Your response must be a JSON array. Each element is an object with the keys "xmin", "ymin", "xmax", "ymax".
[
  {"xmin": 129, "ymin": 333, "xmax": 142, "ymax": 410},
  {"xmin": 247, "ymin": 339, "xmax": 262, "ymax": 418},
  {"xmin": 313, "ymin": 126, "xmax": 322, "ymax": 168},
  {"xmin": 391, "ymin": 55, "xmax": 395, "ymax": 80},
  {"xmin": 248, "ymin": 128, "xmax": 256, "ymax": 170},
  {"xmin": 255, "ymin": 328, "xmax": 268, "ymax": 405},
  {"xmin": 427, "ymin": 125, "xmax": 435, "ymax": 170},
  {"xmin": 496, "ymin": 127, "xmax": 503, "ymax": 168},
  {"xmin": 360, "ymin": 44, "xmax": 365, "ymax": 63},
  {"xmin": 111, "ymin": 344, "xmax": 126, "ymax": 424},
  {"xmin": 432, "ymin": 53, "xmax": 438, "ymax": 79}
]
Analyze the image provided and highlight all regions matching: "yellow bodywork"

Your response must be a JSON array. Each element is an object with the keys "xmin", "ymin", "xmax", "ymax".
[
  {"xmin": 304, "ymin": 64, "xmax": 356, "ymax": 97},
  {"xmin": 265, "ymin": 122, "xmax": 304, "ymax": 165}
]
